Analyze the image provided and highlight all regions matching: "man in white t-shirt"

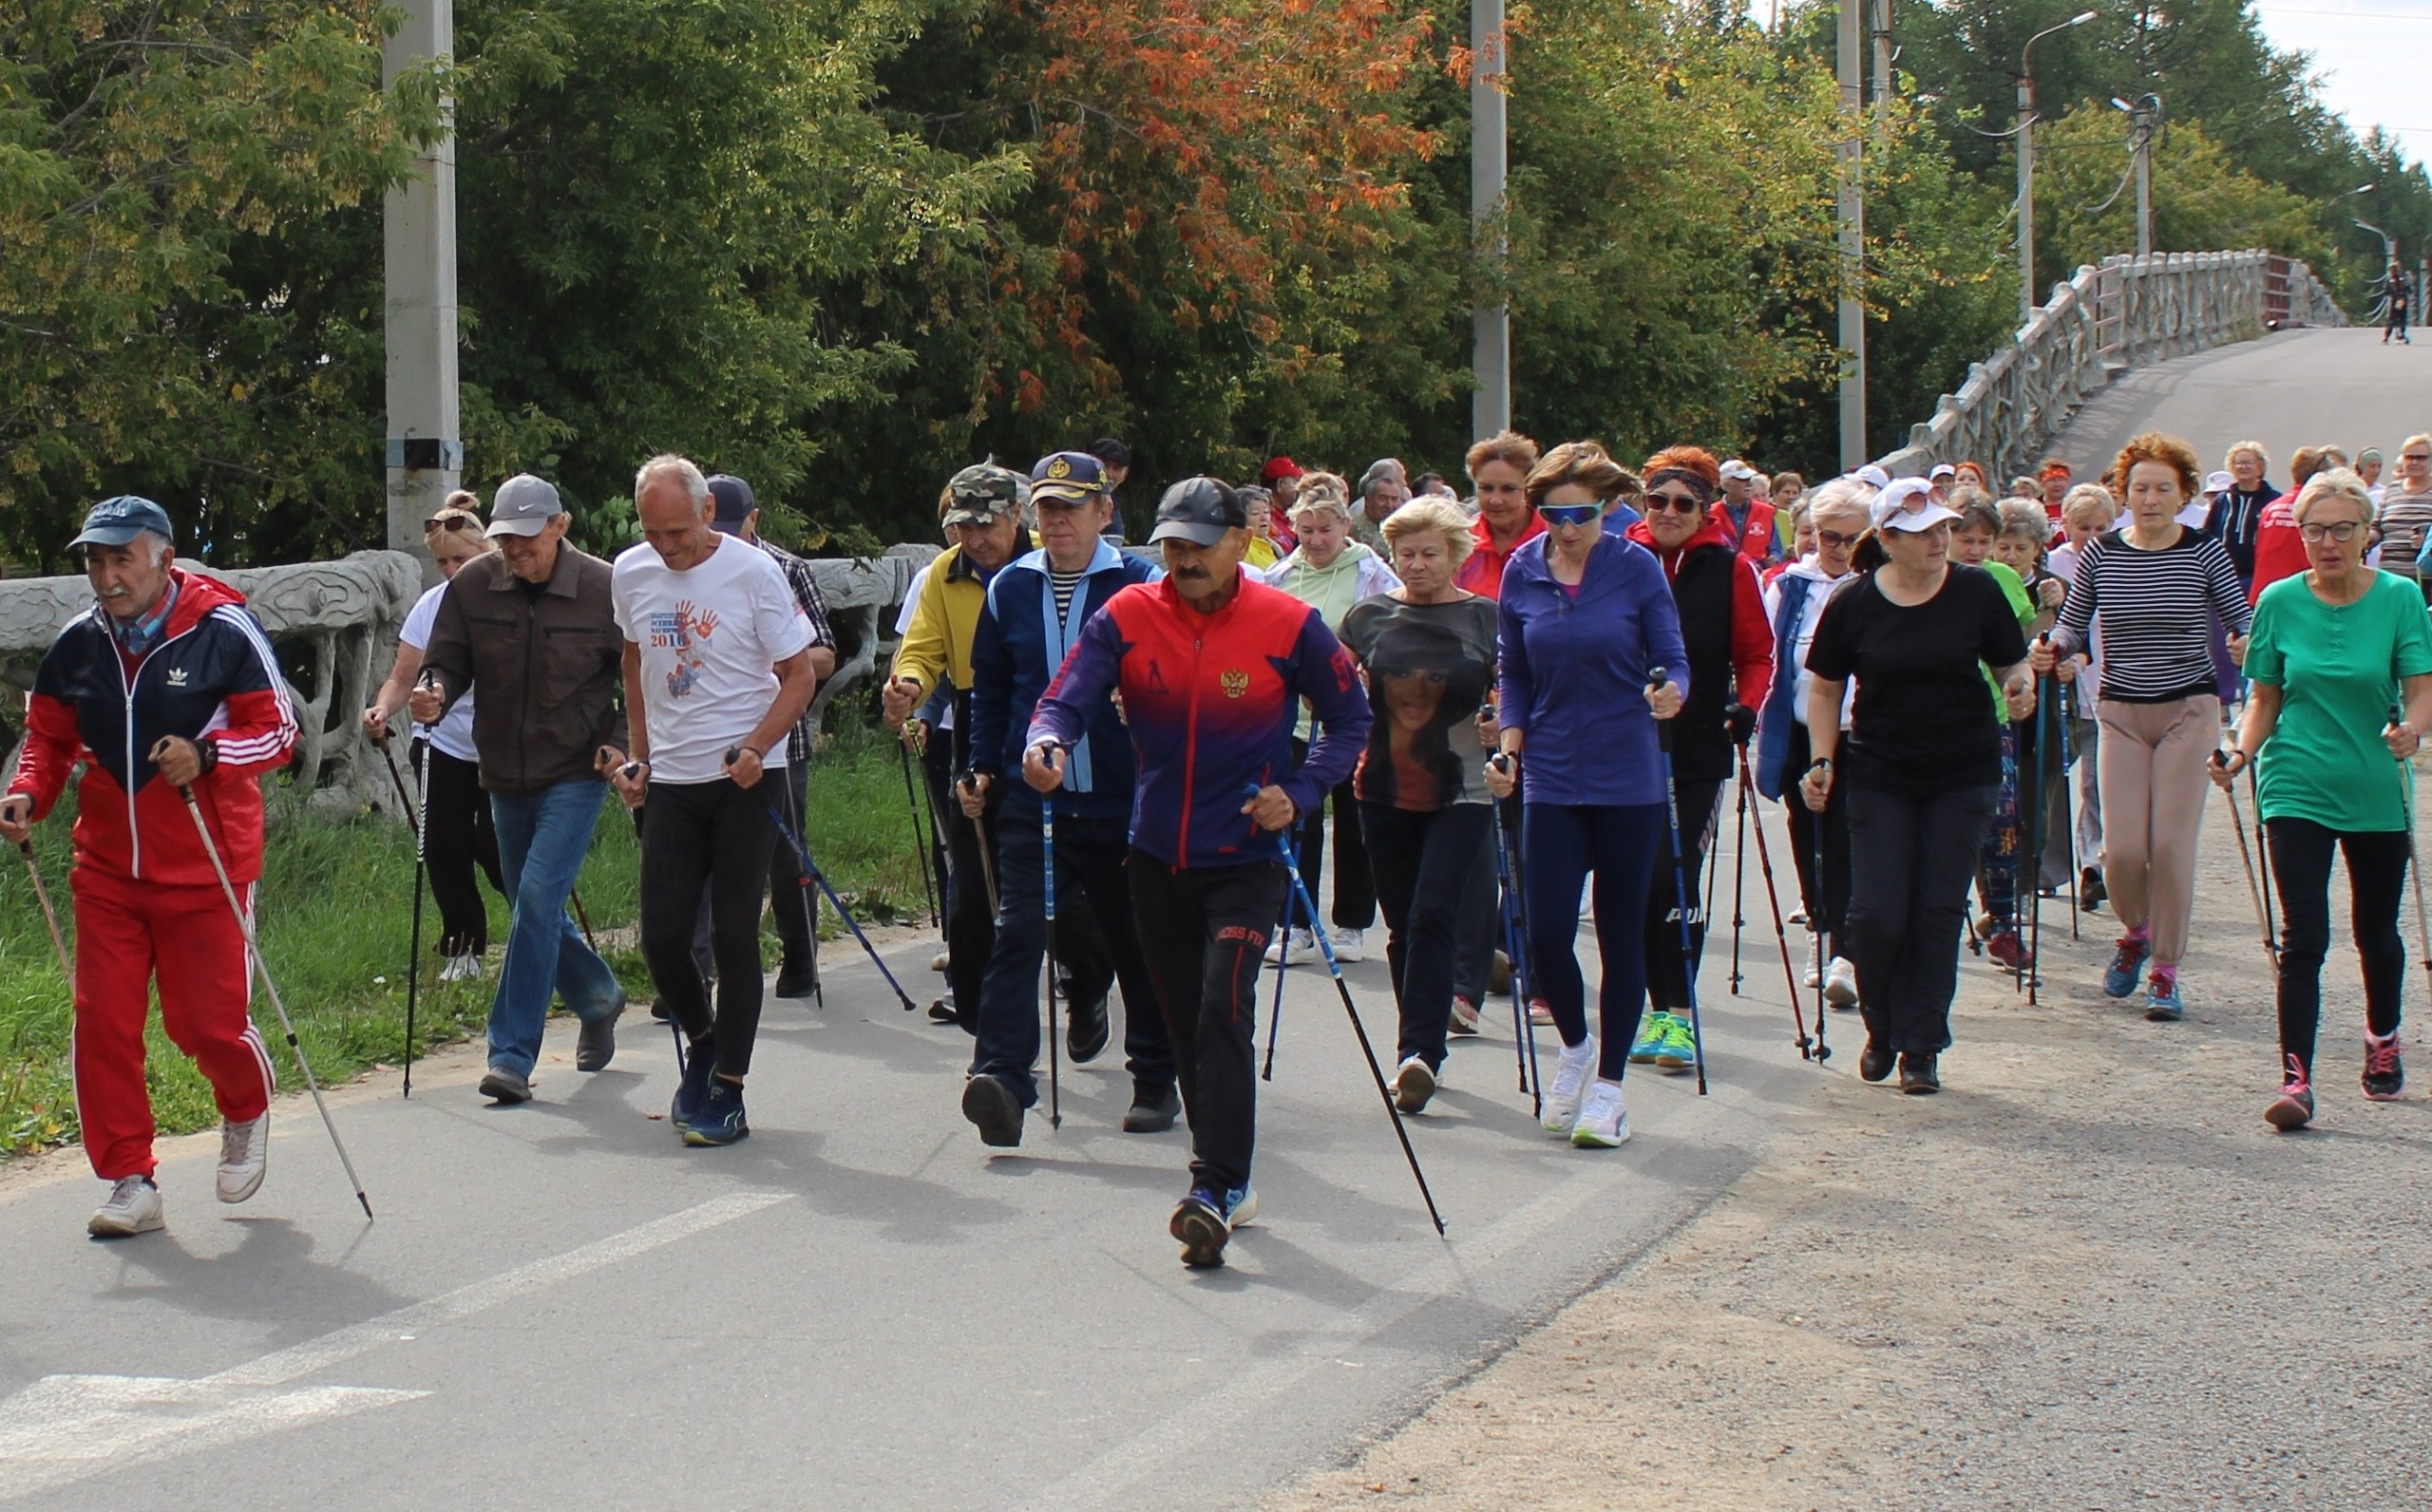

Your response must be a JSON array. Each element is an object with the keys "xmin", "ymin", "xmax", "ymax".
[{"xmin": 604, "ymin": 454, "xmax": 817, "ymax": 1147}]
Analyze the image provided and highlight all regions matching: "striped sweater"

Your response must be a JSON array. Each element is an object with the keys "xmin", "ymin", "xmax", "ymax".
[{"xmin": 2051, "ymin": 527, "xmax": 2251, "ymax": 703}]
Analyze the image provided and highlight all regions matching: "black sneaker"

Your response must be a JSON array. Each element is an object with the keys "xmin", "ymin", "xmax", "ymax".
[
  {"xmin": 1859, "ymin": 1038, "xmax": 1896, "ymax": 1083},
  {"xmin": 650, "ymin": 996, "xmax": 673, "ymax": 1023},
  {"xmin": 479, "ymin": 1067, "xmax": 532, "ymax": 1104},
  {"xmin": 926, "ymin": 995, "xmax": 959, "ymax": 1025},
  {"xmin": 1170, "ymin": 1188, "xmax": 1230, "ymax": 1268},
  {"xmin": 671, "ymin": 1039, "xmax": 715, "ymax": 1126},
  {"xmin": 773, "ymin": 953, "xmax": 818, "ymax": 1000},
  {"xmin": 1899, "ymin": 1052, "xmax": 1941, "ymax": 1095},
  {"xmin": 961, "ymin": 1073, "xmax": 1025, "ymax": 1147},
  {"xmin": 575, "ymin": 1000, "xmax": 621, "ymax": 1072},
  {"xmin": 2364, "ymin": 1031, "xmax": 2405, "ymax": 1101},
  {"xmin": 1122, "ymin": 1083, "xmax": 1182, "ymax": 1133},
  {"xmin": 1064, "ymin": 987, "xmax": 1111, "ymax": 1065},
  {"xmin": 2080, "ymin": 866, "xmax": 2107, "ymax": 912}
]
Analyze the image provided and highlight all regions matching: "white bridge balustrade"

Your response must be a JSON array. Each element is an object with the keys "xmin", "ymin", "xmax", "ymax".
[
  {"xmin": 1872, "ymin": 249, "xmax": 2346, "ymax": 482},
  {"xmin": 0, "ymin": 547, "xmax": 937, "ymax": 818}
]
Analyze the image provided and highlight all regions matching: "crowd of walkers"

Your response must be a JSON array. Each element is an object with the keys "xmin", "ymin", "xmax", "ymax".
[{"xmin": 18, "ymin": 419, "xmax": 2430, "ymax": 1261}]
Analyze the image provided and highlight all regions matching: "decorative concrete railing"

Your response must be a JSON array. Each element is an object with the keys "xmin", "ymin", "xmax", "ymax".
[
  {"xmin": 1873, "ymin": 249, "xmax": 2346, "ymax": 481},
  {"xmin": 0, "ymin": 547, "xmax": 936, "ymax": 817}
]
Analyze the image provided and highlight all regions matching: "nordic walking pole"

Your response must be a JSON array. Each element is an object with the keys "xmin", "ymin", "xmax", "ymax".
[
  {"xmin": 1735, "ymin": 743, "xmax": 1818, "ymax": 1062},
  {"xmin": 18, "ymin": 841, "xmax": 70, "ymax": 980},
  {"xmin": 1728, "ymin": 767, "xmax": 1748, "ymax": 993},
  {"xmin": 958, "ymin": 770, "xmax": 1000, "ymax": 917},
  {"xmin": 2211, "ymin": 749, "xmax": 2278, "ymax": 968},
  {"xmin": 2399, "ymin": 747, "xmax": 2432, "ymax": 1008},
  {"xmin": 2062, "ymin": 679, "xmax": 2080, "ymax": 941},
  {"xmin": 1489, "ymin": 756, "xmax": 1542, "ymax": 1114},
  {"xmin": 1259, "ymin": 887, "xmax": 1292, "ymax": 1081},
  {"xmin": 1256, "ymin": 788, "xmax": 1444, "ymax": 1236},
  {"xmin": 732, "ymin": 752, "xmax": 920, "ymax": 1011},
  {"xmin": 899, "ymin": 737, "xmax": 942, "ymax": 928},
  {"xmin": 2247, "ymin": 762, "xmax": 2280, "ymax": 956},
  {"xmin": 1806, "ymin": 801, "xmax": 1831, "ymax": 1054},
  {"xmin": 399, "ymin": 725, "xmax": 430, "ymax": 1098},
  {"xmin": 1647, "ymin": 669, "xmax": 1708, "ymax": 1095},
  {"xmin": 1040, "ymin": 767, "xmax": 1063, "ymax": 1129},
  {"xmin": 169, "ymin": 771, "xmax": 371, "ymax": 1219}
]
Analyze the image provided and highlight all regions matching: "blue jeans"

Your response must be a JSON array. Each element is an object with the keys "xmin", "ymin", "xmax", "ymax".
[{"xmin": 487, "ymin": 780, "xmax": 624, "ymax": 1077}]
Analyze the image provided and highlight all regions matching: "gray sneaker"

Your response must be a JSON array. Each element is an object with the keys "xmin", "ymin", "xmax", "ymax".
[
  {"xmin": 216, "ymin": 1113, "xmax": 268, "ymax": 1204},
  {"xmin": 88, "ymin": 1176, "xmax": 163, "ymax": 1238},
  {"xmin": 576, "ymin": 1002, "xmax": 622, "ymax": 1072},
  {"xmin": 479, "ymin": 1067, "xmax": 533, "ymax": 1104}
]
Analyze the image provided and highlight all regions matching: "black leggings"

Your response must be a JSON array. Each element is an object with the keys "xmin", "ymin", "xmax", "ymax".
[
  {"xmin": 420, "ymin": 747, "xmax": 506, "ymax": 957},
  {"xmin": 640, "ymin": 778, "xmax": 778, "ymax": 1080},
  {"xmin": 2264, "ymin": 817, "xmax": 2406, "ymax": 1074},
  {"xmin": 1643, "ymin": 778, "xmax": 1721, "ymax": 1013},
  {"xmin": 1360, "ymin": 802, "xmax": 1492, "ymax": 1071}
]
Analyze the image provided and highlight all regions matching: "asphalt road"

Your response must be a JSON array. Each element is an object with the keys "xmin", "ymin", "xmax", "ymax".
[{"xmin": 0, "ymin": 813, "xmax": 1832, "ymax": 1512}]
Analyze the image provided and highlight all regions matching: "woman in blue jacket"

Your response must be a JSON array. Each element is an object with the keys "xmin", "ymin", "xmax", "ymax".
[{"xmin": 1484, "ymin": 442, "xmax": 1687, "ymax": 1149}]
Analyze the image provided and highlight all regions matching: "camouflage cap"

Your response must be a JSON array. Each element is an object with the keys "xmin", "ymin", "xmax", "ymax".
[{"xmin": 944, "ymin": 463, "xmax": 1030, "ymax": 525}]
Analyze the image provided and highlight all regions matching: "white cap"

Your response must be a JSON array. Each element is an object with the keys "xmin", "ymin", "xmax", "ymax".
[
  {"xmin": 1928, "ymin": 463, "xmax": 1958, "ymax": 481},
  {"xmin": 1872, "ymin": 477, "xmax": 1962, "ymax": 532},
  {"xmin": 2204, "ymin": 470, "xmax": 2235, "ymax": 494},
  {"xmin": 1854, "ymin": 463, "xmax": 1892, "ymax": 490},
  {"xmin": 1720, "ymin": 460, "xmax": 1760, "ymax": 482}
]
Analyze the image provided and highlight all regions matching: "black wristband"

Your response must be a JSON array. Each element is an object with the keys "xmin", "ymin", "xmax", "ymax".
[{"xmin": 194, "ymin": 736, "xmax": 220, "ymax": 776}]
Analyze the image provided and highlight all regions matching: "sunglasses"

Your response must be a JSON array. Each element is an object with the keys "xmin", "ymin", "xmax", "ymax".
[
  {"xmin": 1644, "ymin": 491, "xmax": 1706, "ymax": 514},
  {"xmin": 1816, "ymin": 528, "xmax": 1860, "ymax": 548},
  {"xmin": 1536, "ymin": 503, "xmax": 1602, "ymax": 528},
  {"xmin": 424, "ymin": 513, "xmax": 484, "ymax": 534}
]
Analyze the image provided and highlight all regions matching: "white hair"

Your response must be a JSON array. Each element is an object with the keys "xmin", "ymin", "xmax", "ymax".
[
  {"xmin": 633, "ymin": 453, "xmax": 711, "ymax": 506},
  {"xmin": 140, "ymin": 530, "xmax": 173, "ymax": 565},
  {"xmin": 1802, "ymin": 477, "xmax": 1875, "ymax": 530}
]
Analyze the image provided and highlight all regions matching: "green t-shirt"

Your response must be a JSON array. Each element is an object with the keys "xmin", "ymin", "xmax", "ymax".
[
  {"xmin": 2246, "ymin": 570, "xmax": 2432, "ymax": 832},
  {"xmin": 1979, "ymin": 561, "xmax": 2035, "ymax": 717}
]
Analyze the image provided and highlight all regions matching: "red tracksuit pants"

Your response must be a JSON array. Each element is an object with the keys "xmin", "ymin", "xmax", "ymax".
[{"xmin": 72, "ymin": 866, "xmax": 273, "ymax": 1181}]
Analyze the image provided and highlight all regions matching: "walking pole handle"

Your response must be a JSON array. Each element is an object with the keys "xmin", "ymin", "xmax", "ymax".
[{"xmin": 1648, "ymin": 666, "xmax": 1675, "ymax": 753}]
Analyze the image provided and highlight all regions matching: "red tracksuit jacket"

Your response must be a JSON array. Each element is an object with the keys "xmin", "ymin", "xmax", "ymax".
[{"xmin": 11, "ymin": 568, "xmax": 299, "ymax": 885}]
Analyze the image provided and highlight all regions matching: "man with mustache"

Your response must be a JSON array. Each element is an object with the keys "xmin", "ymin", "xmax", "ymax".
[
  {"xmin": 1026, "ymin": 477, "xmax": 1372, "ymax": 1269},
  {"xmin": 2, "ymin": 497, "xmax": 299, "ymax": 1237}
]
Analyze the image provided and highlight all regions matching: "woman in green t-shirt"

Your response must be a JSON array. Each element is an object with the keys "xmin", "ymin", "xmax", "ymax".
[{"xmin": 2214, "ymin": 469, "xmax": 2432, "ymax": 1131}]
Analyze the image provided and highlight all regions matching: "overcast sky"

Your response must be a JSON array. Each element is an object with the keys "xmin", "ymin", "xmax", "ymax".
[{"xmin": 2247, "ymin": 0, "xmax": 2430, "ymax": 174}]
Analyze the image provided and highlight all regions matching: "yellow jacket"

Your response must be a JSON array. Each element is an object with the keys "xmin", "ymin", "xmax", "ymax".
[{"xmin": 889, "ymin": 543, "xmax": 993, "ymax": 695}]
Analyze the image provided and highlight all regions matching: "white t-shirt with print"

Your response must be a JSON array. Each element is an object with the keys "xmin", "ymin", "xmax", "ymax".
[
  {"xmin": 400, "ymin": 581, "xmax": 479, "ymax": 762},
  {"xmin": 612, "ymin": 536, "xmax": 813, "ymax": 784}
]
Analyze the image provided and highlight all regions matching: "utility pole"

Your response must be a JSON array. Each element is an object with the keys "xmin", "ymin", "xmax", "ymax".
[
  {"xmin": 2111, "ymin": 94, "xmax": 2158, "ymax": 258},
  {"xmin": 1870, "ymin": 0, "xmax": 1893, "ymax": 140},
  {"xmin": 383, "ymin": 0, "xmax": 460, "ymax": 576},
  {"xmin": 1471, "ymin": 0, "xmax": 1511, "ymax": 442},
  {"xmin": 2017, "ymin": 11, "xmax": 2097, "ymax": 325},
  {"xmin": 1835, "ymin": 0, "xmax": 1866, "ymax": 470}
]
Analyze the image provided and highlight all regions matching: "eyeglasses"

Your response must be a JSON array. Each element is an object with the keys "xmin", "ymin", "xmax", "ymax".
[
  {"xmin": 1644, "ymin": 491, "xmax": 1705, "ymax": 514},
  {"xmin": 2299, "ymin": 520, "xmax": 2364, "ymax": 542},
  {"xmin": 1536, "ymin": 503, "xmax": 1601, "ymax": 528},
  {"xmin": 1816, "ymin": 528, "xmax": 1860, "ymax": 548}
]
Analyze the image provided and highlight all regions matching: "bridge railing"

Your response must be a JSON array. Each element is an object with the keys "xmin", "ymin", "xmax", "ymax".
[{"xmin": 1872, "ymin": 249, "xmax": 2346, "ymax": 481}]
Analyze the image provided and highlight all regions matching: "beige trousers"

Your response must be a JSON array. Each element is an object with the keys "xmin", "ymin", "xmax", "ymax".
[{"xmin": 2095, "ymin": 695, "xmax": 2219, "ymax": 967}]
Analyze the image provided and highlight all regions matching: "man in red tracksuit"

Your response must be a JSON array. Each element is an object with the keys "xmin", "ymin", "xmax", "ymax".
[
  {"xmin": 1027, "ymin": 477, "xmax": 1371, "ymax": 1270},
  {"xmin": 1, "ymin": 497, "xmax": 299, "ymax": 1238}
]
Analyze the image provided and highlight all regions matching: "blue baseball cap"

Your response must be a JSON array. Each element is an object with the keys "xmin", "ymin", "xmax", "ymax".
[
  {"xmin": 70, "ymin": 496, "xmax": 175, "ymax": 551},
  {"xmin": 707, "ymin": 474, "xmax": 756, "ymax": 536},
  {"xmin": 1031, "ymin": 451, "xmax": 1108, "ymax": 504}
]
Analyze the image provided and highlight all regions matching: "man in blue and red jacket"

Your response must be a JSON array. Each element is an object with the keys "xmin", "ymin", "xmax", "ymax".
[
  {"xmin": 1026, "ymin": 477, "xmax": 1371, "ymax": 1269},
  {"xmin": 1, "ymin": 497, "xmax": 298, "ymax": 1238}
]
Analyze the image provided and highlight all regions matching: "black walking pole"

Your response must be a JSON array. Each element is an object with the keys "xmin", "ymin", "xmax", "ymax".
[
  {"xmin": 2247, "ymin": 762, "xmax": 2280, "ymax": 956},
  {"xmin": 733, "ymin": 752, "xmax": 921, "ymax": 1011},
  {"xmin": 1489, "ymin": 756, "xmax": 1542, "ymax": 1114},
  {"xmin": 2062, "ymin": 678, "xmax": 2080, "ymax": 940},
  {"xmin": 171, "ymin": 770, "xmax": 372, "ymax": 1219},
  {"xmin": 899, "ymin": 737, "xmax": 942, "ymax": 928},
  {"xmin": 1806, "ymin": 794, "xmax": 1831, "ymax": 1042},
  {"xmin": 2211, "ymin": 749, "xmax": 2279, "ymax": 969},
  {"xmin": 2026, "ymin": 668, "xmax": 2050, "ymax": 1005},
  {"xmin": 1647, "ymin": 670, "xmax": 1708, "ymax": 1095},
  {"xmin": 1727, "ymin": 767, "xmax": 1749, "ymax": 993},
  {"xmin": 958, "ymin": 770, "xmax": 1000, "ymax": 917},
  {"xmin": 1259, "ymin": 886, "xmax": 1293, "ymax": 1081},
  {"xmin": 1257, "ymin": 792, "xmax": 1444, "ymax": 1237},
  {"xmin": 402, "ymin": 728, "xmax": 430, "ymax": 1096},
  {"xmin": 1736, "ymin": 741, "xmax": 1820, "ymax": 1062},
  {"xmin": 1040, "ymin": 770, "xmax": 1063, "ymax": 1129}
]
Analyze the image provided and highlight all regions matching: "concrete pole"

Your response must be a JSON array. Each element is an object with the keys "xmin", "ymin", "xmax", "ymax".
[
  {"xmin": 383, "ymin": 0, "xmax": 461, "ymax": 577},
  {"xmin": 1836, "ymin": 0, "xmax": 1867, "ymax": 470},
  {"xmin": 2133, "ymin": 105, "xmax": 2153, "ymax": 259},
  {"xmin": 1870, "ymin": 0, "xmax": 1892, "ymax": 141},
  {"xmin": 2016, "ymin": 70, "xmax": 2036, "ymax": 326},
  {"xmin": 1471, "ymin": 0, "xmax": 1510, "ymax": 442}
]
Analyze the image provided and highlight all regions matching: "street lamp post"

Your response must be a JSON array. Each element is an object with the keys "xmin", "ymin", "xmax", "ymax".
[
  {"xmin": 2110, "ymin": 93, "xmax": 2159, "ymax": 259},
  {"xmin": 2016, "ymin": 10, "xmax": 2097, "ymax": 324}
]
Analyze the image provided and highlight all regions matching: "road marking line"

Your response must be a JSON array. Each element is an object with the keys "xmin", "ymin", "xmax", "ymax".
[{"xmin": 0, "ymin": 1192, "xmax": 789, "ymax": 1502}]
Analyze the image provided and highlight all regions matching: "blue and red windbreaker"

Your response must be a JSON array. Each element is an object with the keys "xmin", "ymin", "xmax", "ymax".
[
  {"xmin": 1027, "ymin": 571, "xmax": 1372, "ymax": 870},
  {"xmin": 10, "ymin": 567, "xmax": 298, "ymax": 885}
]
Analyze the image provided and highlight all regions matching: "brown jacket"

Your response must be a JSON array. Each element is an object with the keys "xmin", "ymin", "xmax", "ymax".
[{"xmin": 421, "ymin": 544, "xmax": 627, "ymax": 794}]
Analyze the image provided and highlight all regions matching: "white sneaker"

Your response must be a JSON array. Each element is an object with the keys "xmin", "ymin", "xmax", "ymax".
[
  {"xmin": 1825, "ymin": 956, "xmax": 1859, "ymax": 1009},
  {"xmin": 1329, "ymin": 926, "xmax": 1366, "ymax": 963},
  {"xmin": 1803, "ymin": 935, "xmax": 1822, "ymax": 988},
  {"xmin": 1570, "ymin": 1079, "xmax": 1631, "ymax": 1147},
  {"xmin": 1264, "ymin": 927, "xmax": 1317, "ymax": 965},
  {"xmin": 217, "ymin": 1113, "xmax": 268, "ymax": 1204},
  {"xmin": 88, "ymin": 1176, "xmax": 163, "ymax": 1238},
  {"xmin": 1392, "ymin": 1055, "xmax": 1437, "ymax": 1113},
  {"xmin": 439, "ymin": 953, "xmax": 483, "ymax": 982},
  {"xmin": 1543, "ymin": 1037, "xmax": 1595, "ymax": 1133},
  {"xmin": 930, "ymin": 950, "xmax": 951, "ymax": 973}
]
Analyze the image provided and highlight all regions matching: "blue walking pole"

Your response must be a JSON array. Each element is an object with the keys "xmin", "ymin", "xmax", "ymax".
[
  {"xmin": 1648, "ymin": 669, "xmax": 1709, "ymax": 1096},
  {"xmin": 1249, "ymin": 784, "xmax": 1445, "ymax": 1236},
  {"xmin": 718, "ymin": 748, "xmax": 920, "ymax": 1011}
]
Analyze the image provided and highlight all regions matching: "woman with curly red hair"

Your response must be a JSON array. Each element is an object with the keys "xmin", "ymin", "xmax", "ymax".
[{"xmin": 2033, "ymin": 432, "xmax": 2252, "ymax": 1020}]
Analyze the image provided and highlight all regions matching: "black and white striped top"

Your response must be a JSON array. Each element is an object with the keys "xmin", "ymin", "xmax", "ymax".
[{"xmin": 2052, "ymin": 527, "xmax": 2252, "ymax": 703}]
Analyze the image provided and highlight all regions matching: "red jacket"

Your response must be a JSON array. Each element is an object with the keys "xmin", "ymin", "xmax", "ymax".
[
  {"xmin": 11, "ymin": 568, "xmax": 298, "ymax": 885},
  {"xmin": 1710, "ymin": 498, "xmax": 1780, "ymax": 564},
  {"xmin": 2248, "ymin": 491, "xmax": 2306, "ymax": 604},
  {"xmin": 1455, "ymin": 513, "xmax": 1545, "ymax": 600}
]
